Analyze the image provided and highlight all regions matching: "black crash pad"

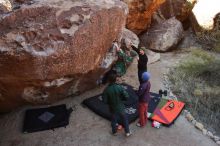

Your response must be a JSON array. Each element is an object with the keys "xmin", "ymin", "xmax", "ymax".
[
  {"xmin": 83, "ymin": 84, "xmax": 160, "ymax": 124},
  {"xmin": 23, "ymin": 104, "xmax": 72, "ymax": 133}
]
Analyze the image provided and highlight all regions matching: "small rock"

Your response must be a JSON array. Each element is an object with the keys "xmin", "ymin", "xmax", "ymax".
[
  {"xmin": 207, "ymin": 131, "xmax": 214, "ymax": 138},
  {"xmin": 183, "ymin": 109, "xmax": 189, "ymax": 114},
  {"xmin": 195, "ymin": 122, "xmax": 204, "ymax": 131},
  {"xmin": 186, "ymin": 113, "xmax": 194, "ymax": 121},
  {"xmin": 202, "ymin": 129, "xmax": 207, "ymax": 135},
  {"xmin": 192, "ymin": 120, "xmax": 196, "ymax": 125},
  {"xmin": 214, "ymin": 136, "xmax": 220, "ymax": 142}
]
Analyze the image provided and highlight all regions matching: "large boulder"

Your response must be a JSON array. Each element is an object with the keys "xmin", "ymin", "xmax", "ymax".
[
  {"xmin": 122, "ymin": 0, "xmax": 165, "ymax": 34},
  {"xmin": 140, "ymin": 17, "xmax": 184, "ymax": 52},
  {"xmin": 120, "ymin": 28, "xmax": 139, "ymax": 50},
  {"xmin": 0, "ymin": 0, "xmax": 128, "ymax": 112},
  {"xmin": 158, "ymin": 0, "xmax": 196, "ymax": 23}
]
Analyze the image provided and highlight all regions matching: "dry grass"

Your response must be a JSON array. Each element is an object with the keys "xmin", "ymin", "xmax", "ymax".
[
  {"xmin": 213, "ymin": 41, "xmax": 220, "ymax": 52},
  {"xmin": 168, "ymin": 49, "xmax": 220, "ymax": 135}
]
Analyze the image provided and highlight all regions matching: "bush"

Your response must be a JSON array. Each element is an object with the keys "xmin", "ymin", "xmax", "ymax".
[{"xmin": 168, "ymin": 49, "xmax": 220, "ymax": 135}]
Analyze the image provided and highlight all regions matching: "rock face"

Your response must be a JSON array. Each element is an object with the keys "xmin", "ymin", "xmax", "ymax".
[
  {"xmin": 120, "ymin": 28, "xmax": 139, "ymax": 49},
  {"xmin": 140, "ymin": 17, "xmax": 184, "ymax": 52},
  {"xmin": 191, "ymin": 0, "xmax": 220, "ymax": 30},
  {"xmin": 158, "ymin": 0, "xmax": 196, "ymax": 22},
  {"xmin": 147, "ymin": 50, "xmax": 160, "ymax": 64},
  {"xmin": 0, "ymin": 0, "xmax": 12, "ymax": 13},
  {"xmin": 0, "ymin": 0, "xmax": 128, "ymax": 112},
  {"xmin": 122, "ymin": 0, "xmax": 165, "ymax": 34}
]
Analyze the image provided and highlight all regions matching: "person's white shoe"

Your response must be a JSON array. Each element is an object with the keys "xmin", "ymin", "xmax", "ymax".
[
  {"xmin": 136, "ymin": 123, "xmax": 141, "ymax": 127},
  {"xmin": 126, "ymin": 132, "xmax": 132, "ymax": 137}
]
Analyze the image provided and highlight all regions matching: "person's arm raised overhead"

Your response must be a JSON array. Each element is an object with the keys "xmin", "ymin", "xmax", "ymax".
[{"xmin": 131, "ymin": 43, "xmax": 139, "ymax": 53}]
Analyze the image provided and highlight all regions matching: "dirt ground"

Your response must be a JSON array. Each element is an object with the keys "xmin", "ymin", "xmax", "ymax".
[{"xmin": 0, "ymin": 51, "xmax": 217, "ymax": 146}]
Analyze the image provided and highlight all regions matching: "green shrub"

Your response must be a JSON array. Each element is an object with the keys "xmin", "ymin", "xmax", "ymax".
[
  {"xmin": 172, "ymin": 49, "xmax": 220, "ymax": 84},
  {"xmin": 168, "ymin": 49, "xmax": 220, "ymax": 135}
]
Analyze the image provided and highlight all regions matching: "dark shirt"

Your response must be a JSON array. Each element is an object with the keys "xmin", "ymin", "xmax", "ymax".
[
  {"xmin": 102, "ymin": 83, "xmax": 129, "ymax": 113},
  {"xmin": 131, "ymin": 45, "xmax": 148, "ymax": 71},
  {"xmin": 138, "ymin": 81, "xmax": 151, "ymax": 103}
]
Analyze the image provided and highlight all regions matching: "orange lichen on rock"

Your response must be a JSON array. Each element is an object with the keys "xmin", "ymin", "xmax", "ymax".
[{"xmin": 123, "ymin": 0, "xmax": 165, "ymax": 34}]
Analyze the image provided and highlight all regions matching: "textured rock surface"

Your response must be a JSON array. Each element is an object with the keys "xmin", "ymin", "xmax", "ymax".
[
  {"xmin": 140, "ymin": 17, "xmax": 184, "ymax": 52},
  {"xmin": 0, "ymin": 0, "xmax": 12, "ymax": 13},
  {"xmin": 207, "ymin": 131, "xmax": 214, "ymax": 138},
  {"xmin": 191, "ymin": 0, "xmax": 220, "ymax": 30},
  {"xmin": 158, "ymin": 0, "xmax": 196, "ymax": 22},
  {"xmin": 120, "ymin": 28, "xmax": 139, "ymax": 49},
  {"xmin": 202, "ymin": 129, "xmax": 207, "ymax": 135},
  {"xmin": 122, "ymin": 0, "xmax": 165, "ymax": 34},
  {"xmin": 195, "ymin": 122, "xmax": 204, "ymax": 131},
  {"xmin": 186, "ymin": 113, "xmax": 194, "ymax": 122},
  {"xmin": 147, "ymin": 50, "xmax": 160, "ymax": 64},
  {"xmin": 0, "ymin": 0, "xmax": 127, "ymax": 112},
  {"xmin": 214, "ymin": 136, "xmax": 220, "ymax": 142}
]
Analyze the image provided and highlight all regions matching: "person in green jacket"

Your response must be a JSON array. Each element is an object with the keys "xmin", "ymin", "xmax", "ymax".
[
  {"xmin": 112, "ymin": 41, "xmax": 133, "ymax": 76},
  {"xmin": 102, "ymin": 73, "xmax": 132, "ymax": 137}
]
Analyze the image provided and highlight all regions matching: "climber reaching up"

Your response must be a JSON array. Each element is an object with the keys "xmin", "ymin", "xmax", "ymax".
[{"xmin": 130, "ymin": 44, "xmax": 148, "ymax": 84}]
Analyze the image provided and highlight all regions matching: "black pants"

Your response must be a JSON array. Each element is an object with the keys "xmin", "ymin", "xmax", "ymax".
[{"xmin": 111, "ymin": 112, "xmax": 129, "ymax": 134}]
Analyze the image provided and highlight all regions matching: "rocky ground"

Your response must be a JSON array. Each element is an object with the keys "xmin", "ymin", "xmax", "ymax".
[{"xmin": 0, "ymin": 49, "xmax": 217, "ymax": 146}]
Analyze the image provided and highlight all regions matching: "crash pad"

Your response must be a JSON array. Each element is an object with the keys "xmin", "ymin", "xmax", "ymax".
[
  {"xmin": 83, "ymin": 84, "xmax": 160, "ymax": 124},
  {"xmin": 148, "ymin": 97, "xmax": 185, "ymax": 126},
  {"xmin": 23, "ymin": 104, "xmax": 72, "ymax": 133},
  {"xmin": 150, "ymin": 99, "xmax": 185, "ymax": 126},
  {"xmin": 82, "ymin": 84, "xmax": 138, "ymax": 124}
]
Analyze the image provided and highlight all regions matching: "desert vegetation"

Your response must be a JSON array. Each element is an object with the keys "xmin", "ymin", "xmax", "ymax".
[{"xmin": 168, "ymin": 49, "xmax": 220, "ymax": 136}]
